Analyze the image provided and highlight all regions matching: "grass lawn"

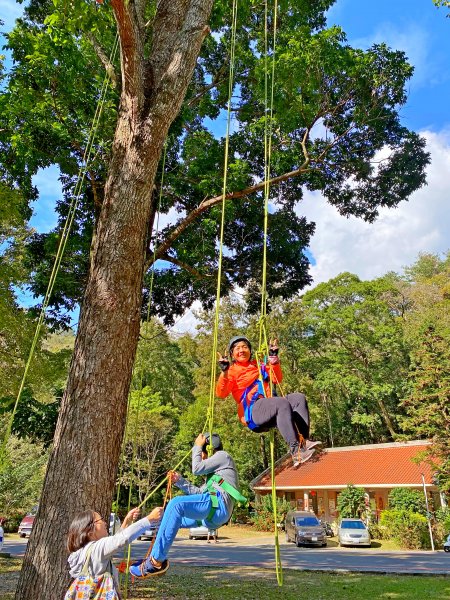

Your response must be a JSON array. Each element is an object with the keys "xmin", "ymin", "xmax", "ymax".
[{"xmin": 1, "ymin": 559, "xmax": 449, "ymax": 600}]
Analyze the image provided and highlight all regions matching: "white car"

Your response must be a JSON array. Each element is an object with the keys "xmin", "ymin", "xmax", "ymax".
[
  {"xmin": 188, "ymin": 525, "xmax": 218, "ymax": 540},
  {"xmin": 444, "ymin": 534, "xmax": 450, "ymax": 552},
  {"xmin": 338, "ymin": 518, "xmax": 371, "ymax": 547},
  {"xmin": 109, "ymin": 513, "xmax": 121, "ymax": 536}
]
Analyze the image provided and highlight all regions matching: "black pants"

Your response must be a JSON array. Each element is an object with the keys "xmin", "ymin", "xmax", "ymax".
[{"xmin": 251, "ymin": 392, "xmax": 310, "ymax": 454}]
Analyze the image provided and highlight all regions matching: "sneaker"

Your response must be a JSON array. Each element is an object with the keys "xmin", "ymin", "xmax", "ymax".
[
  {"xmin": 129, "ymin": 557, "xmax": 169, "ymax": 579},
  {"xmin": 300, "ymin": 447, "xmax": 315, "ymax": 464},
  {"xmin": 305, "ymin": 440, "xmax": 322, "ymax": 451}
]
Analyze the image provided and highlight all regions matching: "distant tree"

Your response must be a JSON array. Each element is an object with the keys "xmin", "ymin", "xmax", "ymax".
[
  {"xmin": 337, "ymin": 484, "xmax": 366, "ymax": 518},
  {"xmin": 0, "ymin": 183, "xmax": 37, "ymax": 398},
  {"xmin": 118, "ymin": 388, "xmax": 177, "ymax": 507},
  {"xmin": 0, "ymin": 436, "xmax": 47, "ymax": 519},
  {"xmin": 132, "ymin": 320, "xmax": 196, "ymax": 410},
  {"xmin": 398, "ymin": 253, "xmax": 450, "ymax": 493},
  {"xmin": 271, "ymin": 274, "xmax": 409, "ymax": 446},
  {"xmin": 0, "ymin": 388, "xmax": 60, "ymax": 448},
  {"xmin": 400, "ymin": 325, "xmax": 450, "ymax": 492}
]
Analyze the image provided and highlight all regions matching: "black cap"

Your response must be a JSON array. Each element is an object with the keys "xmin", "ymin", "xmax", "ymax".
[{"xmin": 202, "ymin": 433, "xmax": 223, "ymax": 454}]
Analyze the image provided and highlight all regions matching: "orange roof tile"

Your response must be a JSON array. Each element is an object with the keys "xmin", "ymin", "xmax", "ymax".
[{"xmin": 252, "ymin": 441, "xmax": 436, "ymax": 490}]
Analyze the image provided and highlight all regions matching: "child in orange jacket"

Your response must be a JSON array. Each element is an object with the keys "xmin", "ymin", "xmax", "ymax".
[{"xmin": 216, "ymin": 336, "xmax": 319, "ymax": 466}]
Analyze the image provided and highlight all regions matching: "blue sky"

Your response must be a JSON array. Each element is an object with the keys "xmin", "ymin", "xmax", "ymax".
[
  {"xmin": 2, "ymin": 0, "xmax": 450, "ymax": 332},
  {"xmin": 327, "ymin": 0, "xmax": 450, "ymax": 133}
]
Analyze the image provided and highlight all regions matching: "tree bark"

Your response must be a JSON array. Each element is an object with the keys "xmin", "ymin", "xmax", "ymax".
[{"xmin": 15, "ymin": 1, "xmax": 214, "ymax": 598}]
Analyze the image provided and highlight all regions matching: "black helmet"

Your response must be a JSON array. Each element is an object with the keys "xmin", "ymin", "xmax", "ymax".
[
  {"xmin": 228, "ymin": 335, "xmax": 252, "ymax": 356},
  {"xmin": 202, "ymin": 433, "xmax": 223, "ymax": 454}
]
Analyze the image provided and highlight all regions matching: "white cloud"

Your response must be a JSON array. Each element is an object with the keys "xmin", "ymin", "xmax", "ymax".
[
  {"xmin": 299, "ymin": 129, "xmax": 450, "ymax": 285},
  {"xmin": 171, "ymin": 301, "xmax": 202, "ymax": 336}
]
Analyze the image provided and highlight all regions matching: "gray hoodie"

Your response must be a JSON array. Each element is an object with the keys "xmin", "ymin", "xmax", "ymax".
[
  {"xmin": 67, "ymin": 517, "xmax": 152, "ymax": 589},
  {"xmin": 175, "ymin": 446, "xmax": 240, "ymax": 523}
]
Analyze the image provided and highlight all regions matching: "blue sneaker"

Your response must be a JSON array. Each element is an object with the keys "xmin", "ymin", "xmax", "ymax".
[{"xmin": 129, "ymin": 557, "xmax": 169, "ymax": 579}]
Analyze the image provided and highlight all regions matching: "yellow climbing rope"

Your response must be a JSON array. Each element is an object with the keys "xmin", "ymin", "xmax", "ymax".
[
  {"xmin": 258, "ymin": 0, "xmax": 282, "ymax": 586},
  {"xmin": 0, "ymin": 34, "xmax": 120, "ymax": 465},
  {"xmin": 206, "ymin": 0, "xmax": 239, "ymax": 452}
]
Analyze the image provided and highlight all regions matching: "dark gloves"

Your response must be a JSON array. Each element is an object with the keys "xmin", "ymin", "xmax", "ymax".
[
  {"xmin": 217, "ymin": 352, "xmax": 230, "ymax": 372},
  {"xmin": 268, "ymin": 339, "xmax": 279, "ymax": 364}
]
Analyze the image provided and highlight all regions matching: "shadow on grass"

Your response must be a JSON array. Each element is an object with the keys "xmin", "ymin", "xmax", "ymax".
[{"xmin": 127, "ymin": 564, "xmax": 450, "ymax": 600}]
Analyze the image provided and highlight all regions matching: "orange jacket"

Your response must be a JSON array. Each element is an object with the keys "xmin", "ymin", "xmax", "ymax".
[{"xmin": 215, "ymin": 359, "xmax": 283, "ymax": 426}]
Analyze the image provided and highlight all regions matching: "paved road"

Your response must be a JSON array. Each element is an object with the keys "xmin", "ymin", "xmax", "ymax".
[{"xmin": 3, "ymin": 537, "xmax": 450, "ymax": 575}]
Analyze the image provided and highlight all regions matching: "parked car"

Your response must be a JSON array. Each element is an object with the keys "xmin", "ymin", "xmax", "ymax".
[
  {"xmin": 138, "ymin": 518, "xmax": 161, "ymax": 541},
  {"xmin": 285, "ymin": 510, "xmax": 327, "ymax": 547},
  {"xmin": 444, "ymin": 534, "xmax": 450, "ymax": 552},
  {"xmin": 188, "ymin": 525, "xmax": 218, "ymax": 540},
  {"xmin": 18, "ymin": 506, "xmax": 38, "ymax": 538},
  {"xmin": 109, "ymin": 513, "xmax": 121, "ymax": 536},
  {"xmin": 18, "ymin": 509, "xmax": 121, "ymax": 539},
  {"xmin": 338, "ymin": 518, "xmax": 371, "ymax": 547}
]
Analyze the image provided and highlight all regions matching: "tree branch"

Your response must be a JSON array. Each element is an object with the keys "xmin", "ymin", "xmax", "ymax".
[
  {"xmin": 149, "ymin": 158, "xmax": 311, "ymax": 267},
  {"xmin": 85, "ymin": 32, "xmax": 119, "ymax": 88},
  {"xmin": 158, "ymin": 254, "xmax": 214, "ymax": 279},
  {"xmin": 110, "ymin": 0, "xmax": 145, "ymax": 100},
  {"xmin": 186, "ymin": 63, "xmax": 228, "ymax": 108}
]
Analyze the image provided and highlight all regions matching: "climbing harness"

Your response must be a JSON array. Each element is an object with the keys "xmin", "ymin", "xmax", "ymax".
[{"xmin": 240, "ymin": 364, "xmax": 270, "ymax": 431}]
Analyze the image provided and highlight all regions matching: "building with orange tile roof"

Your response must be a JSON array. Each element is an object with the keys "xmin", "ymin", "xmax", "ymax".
[{"xmin": 251, "ymin": 440, "xmax": 443, "ymax": 521}]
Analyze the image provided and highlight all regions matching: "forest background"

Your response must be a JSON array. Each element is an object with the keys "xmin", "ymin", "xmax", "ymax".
[{"xmin": 2, "ymin": 248, "xmax": 449, "ymax": 520}]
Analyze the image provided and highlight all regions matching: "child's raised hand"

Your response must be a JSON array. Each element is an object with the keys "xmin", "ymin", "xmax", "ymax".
[
  {"xmin": 148, "ymin": 507, "xmax": 164, "ymax": 522},
  {"xmin": 122, "ymin": 507, "xmax": 140, "ymax": 528},
  {"xmin": 216, "ymin": 351, "xmax": 230, "ymax": 372}
]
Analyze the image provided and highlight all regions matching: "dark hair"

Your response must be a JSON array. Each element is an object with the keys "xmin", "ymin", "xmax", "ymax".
[
  {"xmin": 67, "ymin": 510, "xmax": 96, "ymax": 553},
  {"xmin": 228, "ymin": 335, "xmax": 252, "ymax": 356}
]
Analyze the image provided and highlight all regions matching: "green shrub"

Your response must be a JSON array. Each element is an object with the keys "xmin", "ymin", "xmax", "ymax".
[
  {"xmin": 388, "ymin": 488, "xmax": 426, "ymax": 515},
  {"xmin": 380, "ymin": 509, "xmax": 430, "ymax": 549},
  {"xmin": 250, "ymin": 495, "xmax": 291, "ymax": 532},
  {"xmin": 368, "ymin": 522, "xmax": 388, "ymax": 540},
  {"xmin": 435, "ymin": 506, "xmax": 450, "ymax": 533},
  {"xmin": 432, "ymin": 507, "xmax": 450, "ymax": 546},
  {"xmin": 1, "ymin": 511, "xmax": 23, "ymax": 533},
  {"xmin": 229, "ymin": 505, "xmax": 251, "ymax": 524}
]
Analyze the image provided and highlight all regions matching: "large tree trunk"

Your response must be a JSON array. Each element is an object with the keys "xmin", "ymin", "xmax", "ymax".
[{"xmin": 16, "ymin": 2, "xmax": 214, "ymax": 598}]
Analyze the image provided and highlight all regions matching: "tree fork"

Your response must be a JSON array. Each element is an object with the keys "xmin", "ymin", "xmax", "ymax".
[{"xmin": 15, "ymin": 1, "xmax": 214, "ymax": 598}]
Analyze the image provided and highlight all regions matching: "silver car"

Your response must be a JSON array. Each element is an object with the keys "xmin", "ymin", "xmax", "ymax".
[{"xmin": 338, "ymin": 518, "xmax": 371, "ymax": 547}]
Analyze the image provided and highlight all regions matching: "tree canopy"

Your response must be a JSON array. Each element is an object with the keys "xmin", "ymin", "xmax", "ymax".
[{"xmin": 1, "ymin": 0, "xmax": 429, "ymax": 325}]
